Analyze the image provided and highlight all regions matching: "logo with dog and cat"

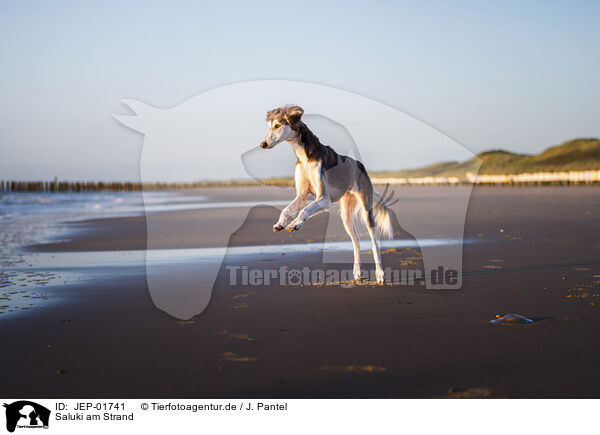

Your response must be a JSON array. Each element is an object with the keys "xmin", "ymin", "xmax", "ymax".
[{"xmin": 3, "ymin": 401, "xmax": 50, "ymax": 433}]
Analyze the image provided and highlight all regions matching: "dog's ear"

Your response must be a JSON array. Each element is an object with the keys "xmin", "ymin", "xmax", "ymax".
[
  {"xmin": 285, "ymin": 105, "xmax": 304, "ymax": 125},
  {"xmin": 266, "ymin": 108, "xmax": 278, "ymax": 122}
]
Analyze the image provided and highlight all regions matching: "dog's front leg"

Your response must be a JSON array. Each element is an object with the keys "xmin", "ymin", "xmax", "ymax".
[
  {"xmin": 273, "ymin": 195, "xmax": 305, "ymax": 232},
  {"xmin": 274, "ymin": 164, "xmax": 308, "ymax": 232},
  {"xmin": 286, "ymin": 196, "xmax": 330, "ymax": 232}
]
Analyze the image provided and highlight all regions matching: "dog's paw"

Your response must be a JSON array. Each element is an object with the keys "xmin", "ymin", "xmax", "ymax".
[
  {"xmin": 285, "ymin": 221, "xmax": 303, "ymax": 232},
  {"xmin": 273, "ymin": 224, "xmax": 284, "ymax": 232},
  {"xmin": 375, "ymin": 269, "xmax": 385, "ymax": 285}
]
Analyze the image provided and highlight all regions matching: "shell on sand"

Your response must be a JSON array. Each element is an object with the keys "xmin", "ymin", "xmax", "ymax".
[{"xmin": 490, "ymin": 314, "xmax": 534, "ymax": 325}]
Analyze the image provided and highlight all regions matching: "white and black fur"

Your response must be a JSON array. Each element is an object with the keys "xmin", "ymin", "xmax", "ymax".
[{"xmin": 260, "ymin": 105, "xmax": 393, "ymax": 284}]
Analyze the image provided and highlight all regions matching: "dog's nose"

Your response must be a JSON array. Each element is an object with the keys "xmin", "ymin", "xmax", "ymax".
[{"xmin": 260, "ymin": 141, "xmax": 269, "ymax": 149}]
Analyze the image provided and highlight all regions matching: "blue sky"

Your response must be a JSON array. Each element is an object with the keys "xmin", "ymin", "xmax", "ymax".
[{"xmin": 1, "ymin": 0, "xmax": 599, "ymax": 181}]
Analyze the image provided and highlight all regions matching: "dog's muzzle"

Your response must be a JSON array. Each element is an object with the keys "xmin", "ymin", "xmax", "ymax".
[{"xmin": 260, "ymin": 141, "xmax": 269, "ymax": 149}]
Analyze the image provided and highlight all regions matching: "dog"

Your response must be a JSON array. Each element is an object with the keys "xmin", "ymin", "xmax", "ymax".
[{"xmin": 259, "ymin": 105, "xmax": 394, "ymax": 284}]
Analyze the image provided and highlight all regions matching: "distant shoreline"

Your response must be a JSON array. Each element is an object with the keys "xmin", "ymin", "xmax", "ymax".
[
  {"xmin": 4, "ymin": 138, "xmax": 598, "ymax": 192},
  {"xmin": 2, "ymin": 169, "xmax": 600, "ymax": 193}
]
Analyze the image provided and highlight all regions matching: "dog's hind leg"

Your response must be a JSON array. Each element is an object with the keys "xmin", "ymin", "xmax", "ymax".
[
  {"xmin": 358, "ymin": 189, "xmax": 385, "ymax": 285},
  {"xmin": 340, "ymin": 192, "xmax": 361, "ymax": 281},
  {"xmin": 366, "ymin": 220, "xmax": 384, "ymax": 285}
]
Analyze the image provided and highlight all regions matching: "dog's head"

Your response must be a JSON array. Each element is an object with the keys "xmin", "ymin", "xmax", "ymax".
[{"xmin": 260, "ymin": 105, "xmax": 304, "ymax": 149}]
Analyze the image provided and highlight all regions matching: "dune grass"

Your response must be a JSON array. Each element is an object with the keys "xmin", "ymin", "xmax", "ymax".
[{"xmin": 373, "ymin": 138, "xmax": 600, "ymax": 178}]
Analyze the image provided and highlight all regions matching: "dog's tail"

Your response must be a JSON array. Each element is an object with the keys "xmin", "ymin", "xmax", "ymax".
[{"xmin": 373, "ymin": 184, "xmax": 396, "ymax": 240}]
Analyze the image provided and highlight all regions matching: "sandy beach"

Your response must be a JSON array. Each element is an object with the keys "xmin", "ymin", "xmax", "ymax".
[{"xmin": 1, "ymin": 186, "xmax": 599, "ymax": 398}]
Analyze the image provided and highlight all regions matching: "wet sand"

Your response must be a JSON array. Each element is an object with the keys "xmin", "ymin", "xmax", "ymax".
[{"xmin": 2, "ymin": 186, "xmax": 600, "ymax": 398}]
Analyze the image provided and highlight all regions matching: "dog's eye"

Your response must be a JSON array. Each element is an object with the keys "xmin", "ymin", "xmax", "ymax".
[{"xmin": 274, "ymin": 124, "xmax": 281, "ymax": 129}]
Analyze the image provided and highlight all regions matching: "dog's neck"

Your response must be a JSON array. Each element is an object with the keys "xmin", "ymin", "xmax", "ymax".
[
  {"xmin": 287, "ymin": 122, "xmax": 320, "ymax": 165},
  {"xmin": 288, "ymin": 135, "xmax": 309, "ymax": 165}
]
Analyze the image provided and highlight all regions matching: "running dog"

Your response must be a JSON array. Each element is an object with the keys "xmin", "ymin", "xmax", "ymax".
[{"xmin": 259, "ymin": 105, "xmax": 394, "ymax": 284}]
